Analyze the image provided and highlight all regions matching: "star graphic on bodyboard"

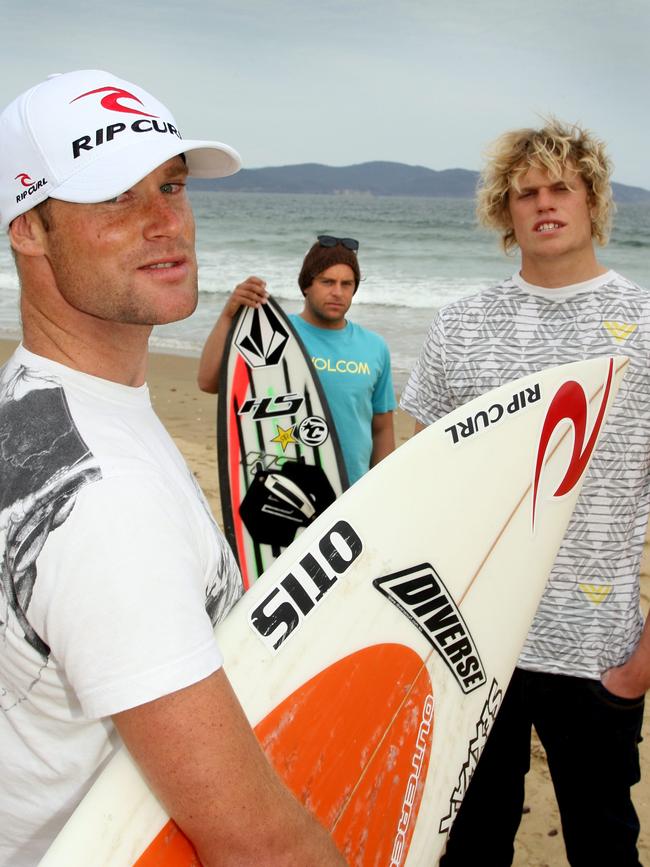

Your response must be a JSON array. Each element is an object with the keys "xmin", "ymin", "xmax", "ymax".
[{"xmin": 271, "ymin": 424, "xmax": 298, "ymax": 452}]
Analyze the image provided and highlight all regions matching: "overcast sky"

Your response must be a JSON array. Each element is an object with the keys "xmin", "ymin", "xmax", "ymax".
[{"xmin": 3, "ymin": 0, "xmax": 649, "ymax": 189}]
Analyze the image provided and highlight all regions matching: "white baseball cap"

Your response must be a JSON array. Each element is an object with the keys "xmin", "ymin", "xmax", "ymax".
[{"xmin": 0, "ymin": 69, "xmax": 242, "ymax": 229}]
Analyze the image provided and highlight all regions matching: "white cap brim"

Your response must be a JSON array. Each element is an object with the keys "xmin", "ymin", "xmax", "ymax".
[{"xmin": 49, "ymin": 135, "xmax": 241, "ymax": 204}]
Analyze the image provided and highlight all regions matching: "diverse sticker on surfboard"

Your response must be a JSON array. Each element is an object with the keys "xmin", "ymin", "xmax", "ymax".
[
  {"xmin": 40, "ymin": 355, "xmax": 627, "ymax": 867},
  {"xmin": 217, "ymin": 297, "xmax": 349, "ymax": 588}
]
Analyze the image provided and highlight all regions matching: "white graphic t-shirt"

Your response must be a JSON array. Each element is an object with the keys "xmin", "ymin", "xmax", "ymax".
[
  {"xmin": 0, "ymin": 346, "xmax": 241, "ymax": 866},
  {"xmin": 401, "ymin": 270, "xmax": 650, "ymax": 680}
]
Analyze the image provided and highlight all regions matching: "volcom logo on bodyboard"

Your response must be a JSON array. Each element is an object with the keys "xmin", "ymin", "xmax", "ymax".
[
  {"xmin": 249, "ymin": 520, "xmax": 363, "ymax": 652},
  {"xmin": 373, "ymin": 564, "xmax": 486, "ymax": 693},
  {"xmin": 234, "ymin": 304, "xmax": 290, "ymax": 368}
]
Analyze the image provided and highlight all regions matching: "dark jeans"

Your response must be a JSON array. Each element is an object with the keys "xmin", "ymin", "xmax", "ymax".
[{"xmin": 439, "ymin": 667, "xmax": 645, "ymax": 867}]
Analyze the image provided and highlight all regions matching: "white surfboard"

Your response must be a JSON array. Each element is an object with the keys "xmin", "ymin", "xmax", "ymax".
[{"xmin": 40, "ymin": 355, "xmax": 625, "ymax": 866}]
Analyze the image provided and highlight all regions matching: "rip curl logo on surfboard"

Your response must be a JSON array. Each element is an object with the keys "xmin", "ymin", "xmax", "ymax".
[
  {"xmin": 234, "ymin": 303, "xmax": 291, "ymax": 368},
  {"xmin": 373, "ymin": 564, "xmax": 486, "ymax": 694},
  {"xmin": 531, "ymin": 357, "xmax": 614, "ymax": 530}
]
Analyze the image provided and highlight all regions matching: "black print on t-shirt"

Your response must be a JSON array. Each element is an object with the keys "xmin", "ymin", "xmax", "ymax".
[{"xmin": 0, "ymin": 366, "xmax": 101, "ymax": 660}]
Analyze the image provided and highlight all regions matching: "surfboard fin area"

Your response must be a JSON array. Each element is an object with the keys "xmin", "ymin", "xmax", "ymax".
[{"xmin": 40, "ymin": 355, "xmax": 627, "ymax": 867}]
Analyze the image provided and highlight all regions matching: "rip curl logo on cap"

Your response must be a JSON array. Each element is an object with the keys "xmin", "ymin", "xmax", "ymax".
[
  {"xmin": 70, "ymin": 86, "xmax": 159, "ymax": 118},
  {"xmin": 14, "ymin": 173, "xmax": 48, "ymax": 204},
  {"xmin": 68, "ymin": 85, "xmax": 181, "ymax": 160}
]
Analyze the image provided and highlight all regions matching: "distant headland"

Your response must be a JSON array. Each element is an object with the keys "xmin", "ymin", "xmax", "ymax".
[{"xmin": 189, "ymin": 161, "xmax": 650, "ymax": 203}]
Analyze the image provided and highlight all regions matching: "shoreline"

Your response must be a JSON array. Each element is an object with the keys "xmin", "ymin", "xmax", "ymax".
[{"xmin": 0, "ymin": 338, "xmax": 647, "ymax": 864}]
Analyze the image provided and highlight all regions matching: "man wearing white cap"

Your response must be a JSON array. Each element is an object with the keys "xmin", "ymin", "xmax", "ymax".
[{"xmin": 0, "ymin": 70, "xmax": 344, "ymax": 866}]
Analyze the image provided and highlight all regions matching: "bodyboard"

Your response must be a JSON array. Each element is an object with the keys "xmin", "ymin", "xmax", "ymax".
[{"xmin": 217, "ymin": 296, "xmax": 349, "ymax": 588}]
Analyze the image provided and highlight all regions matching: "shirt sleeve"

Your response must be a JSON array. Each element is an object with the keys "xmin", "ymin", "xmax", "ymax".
[
  {"xmin": 32, "ymin": 473, "xmax": 224, "ymax": 719},
  {"xmin": 400, "ymin": 311, "xmax": 455, "ymax": 424},
  {"xmin": 371, "ymin": 338, "xmax": 398, "ymax": 414}
]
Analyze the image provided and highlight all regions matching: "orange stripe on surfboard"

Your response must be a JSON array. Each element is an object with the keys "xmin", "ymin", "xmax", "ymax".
[
  {"xmin": 134, "ymin": 644, "xmax": 434, "ymax": 866},
  {"xmin": 133, "ymin": 823, "xmax": 200, "ymax": 866}
]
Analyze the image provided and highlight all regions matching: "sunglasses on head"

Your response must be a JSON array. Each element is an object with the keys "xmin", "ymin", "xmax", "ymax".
[{"xmin": 317, "ymin": 235, "xmax": 359, "ymax": 252}]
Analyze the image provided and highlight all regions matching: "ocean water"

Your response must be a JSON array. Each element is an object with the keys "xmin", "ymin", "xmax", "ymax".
[{"xmin": 1, "ymin": 193, "xmax": 649, "ymax": 388}]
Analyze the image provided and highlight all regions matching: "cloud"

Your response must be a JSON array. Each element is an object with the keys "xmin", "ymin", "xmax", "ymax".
[{"xmin": 2, "ymin": 0, "xmax": 649, "ymax": 188}]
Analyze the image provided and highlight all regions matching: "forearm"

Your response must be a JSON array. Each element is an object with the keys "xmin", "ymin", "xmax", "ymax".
[
  {"xmin": 113, "ymin": 670, "xmax": 345, "ymax": 867},
  {"xmin": 370, "ymin": 412, "xmax": 396, "ymax": 467},
  {"xmin": 194, "ymin": 776, "xmax": 343, "ymax": 867},
  {"xmin": 602, "ymin": 612, "xmax": 650, "ymax": 698},
  {"xmin": 197, "ymin": 312, "xmax": 234, "ymax": 393},
  {"xmin": 197, "ymin": 277, "xmax": 269, "ymax": 394}
]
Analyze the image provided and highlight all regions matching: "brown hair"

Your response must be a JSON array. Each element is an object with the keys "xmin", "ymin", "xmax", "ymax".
[
  {"xmin": 298, "ymin": 241, "xmax": 361, "ymax": 294},
  {"xmin": 476, "ymin": 118, "xmax": 614, "ymax": 253}
]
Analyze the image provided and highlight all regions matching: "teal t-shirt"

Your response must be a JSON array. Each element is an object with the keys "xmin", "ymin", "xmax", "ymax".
[{"xmin": 289, "ymin": 315, "xmax": 396, "ymax": 485}]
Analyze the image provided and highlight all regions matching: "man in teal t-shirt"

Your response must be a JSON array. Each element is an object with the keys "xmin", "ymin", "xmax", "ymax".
[{"xmin": 198, "ymin": 236, "xmax": 396, "ymax": 484}]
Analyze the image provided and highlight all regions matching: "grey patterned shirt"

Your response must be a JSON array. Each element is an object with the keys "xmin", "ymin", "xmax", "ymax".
[{"xmin": 401, "ymin": 270, "xmax": 650, "ymax": 679}]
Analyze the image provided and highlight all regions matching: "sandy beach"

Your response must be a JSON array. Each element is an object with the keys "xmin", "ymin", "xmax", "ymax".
[{"xmin": 1, "ymin": 339, "xmax": 647, "ymax": 864}]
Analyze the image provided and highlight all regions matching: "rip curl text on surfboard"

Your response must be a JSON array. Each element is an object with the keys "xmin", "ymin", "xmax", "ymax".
[{"xmin": 445, "ymin": 383, "xmax": 541, "ymax": 444}]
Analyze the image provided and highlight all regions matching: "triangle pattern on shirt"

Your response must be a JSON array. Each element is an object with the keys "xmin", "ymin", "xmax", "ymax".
[
  {"xmin": 603, "ymin": 321, "xmax": 638, "ymax": 343},
  {"xmin": 578, "ymin": 583, "xmax": 613, "ymax": 606}
]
